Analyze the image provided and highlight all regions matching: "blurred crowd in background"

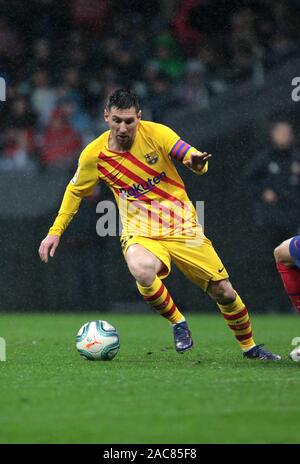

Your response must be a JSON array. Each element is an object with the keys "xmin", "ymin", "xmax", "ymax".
[
  {"xmin": 0, "ymin": 0, "xmax": 300, "ymax": 312},
  {"xmin": 0, "ymin": 0, "xmax": 300, "ymax": 173}
]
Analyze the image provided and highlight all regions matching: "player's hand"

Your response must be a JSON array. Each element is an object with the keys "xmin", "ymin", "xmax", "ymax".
[
  {"xmin": 38, "ymin": 235, "xmax": 60, "ymax": 263},
  {"xmin": 183, "ymin": 152, "xmax": 212, "ymax": 171}
]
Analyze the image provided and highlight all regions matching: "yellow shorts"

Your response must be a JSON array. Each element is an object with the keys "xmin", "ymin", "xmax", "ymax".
[{"xmin": 121, "ymin": 233, "xmax": 229, "ymax": 292}]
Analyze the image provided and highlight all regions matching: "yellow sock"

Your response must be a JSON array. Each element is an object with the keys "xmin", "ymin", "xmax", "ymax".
[
  {"xmin": 217, "ymin": 293, "xmax": 255, "ymax": 352},
  {"xmin": 137, "ymin": 275, "xmax": 184, "ymax": 324}
]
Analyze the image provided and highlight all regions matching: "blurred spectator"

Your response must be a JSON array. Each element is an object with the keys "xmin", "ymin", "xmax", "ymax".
[
  {"xmin": 225, "ymin": 7, "xmax": 265, "ymax": 86},
  {"xmin": 146, "ymin": 73, "xmax": 178, "ymax": 121},
  {"xmin": 0, "ymin": 128, "xmax": 36, "ymax": 172},
  {"xmin": 265, "ymin": 29, "xmax": 299, "ymax": 67},
  {"xmin": 102, "ymin": 36, "xmax": 142, "ymax": 87},
  {"xmin": 40, "ymin": 108, "xmax": 82, "ymax": 171},
  {"xmin": 59, "ymin": 98, "xmax": 94, "ymax": 145},
  {"xmin": 173, "ymin": 0, "xmax": 203, "ymax": 52},
  {"xmin": 31, "ymin": 70, "xmax": 56, "ymax": 128},
  {"xmin": 194, "ymin": 40, "xmax": 228, "ymax": 94},
  {"xmin": 175, "ymin": 60, "xmax": 210, "ymax": 110},
  {"xmin": 0, "ymin": 0, "xmax": 299, "ymax": 162},
  {"xmin": 229, "ymin": 7, "xmax": 257, "ymax": 45},
  {"xmin": 29, "ymin": 0, "xmax": 71, "ymax": 41},
  {"xmin": 61, "ymin": 66, "xmax": 85, "ymax": 105},
  {"xmin": 31, "ymin": 39, "xmax": 52, "ymax": 71},
  {"xmin": 151, "ymin": 32, "xmax": 184, "ymax": 82},
  {"xmin": 227, "ymin": 39, "xmax": 265, "ymax": 86},
  {"xmin": 59, "ymin": 30, "xmax": 88, "ymax": 71},
  {"xmin": 68, "ymin": 0, "xmax": 109, "ymax": 35},
  {"xmin": 245, "ymin": 119, "xmax": 300, "ymax": 248},
  {"xmin": 5, "ymin": 97, "xmax": 37, "ymax": 161},
  {"xmin": 7, "ymin": 97, "xmax": 36, "ymax": 130},
  {"xmin": 0, "ymin": 16, "xmax": 23, "ymax": 60},
  {"xmin": 271, "ymin": 0, "xmax": 299, "ymax": 36}
]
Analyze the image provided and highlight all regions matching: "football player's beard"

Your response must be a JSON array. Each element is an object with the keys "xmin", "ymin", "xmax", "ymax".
[{"xmin": 117, "ymin": 135, "xmax": 133, "ymax": 150}]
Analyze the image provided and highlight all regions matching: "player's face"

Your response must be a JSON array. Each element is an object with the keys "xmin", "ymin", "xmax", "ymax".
[
  {"xmin": 104, "ymin": 106, "xmax": 141, "ymax": 151},
  {"xmin": 271, "ymin": 123, "xmax": 294, "ymax": 149}
]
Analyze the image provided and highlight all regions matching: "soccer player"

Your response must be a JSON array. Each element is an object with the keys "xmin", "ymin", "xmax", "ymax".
[
  {"xmin": 274, "ymin": 236, "xmax": 300, "ymax": 359},
  {"xmin": 38, "ymin": 89, "xmax": 280, "ymax": 360},
  {"xmin": 274, "ymin": 236, "xmax": 300, "ymax": 360}
]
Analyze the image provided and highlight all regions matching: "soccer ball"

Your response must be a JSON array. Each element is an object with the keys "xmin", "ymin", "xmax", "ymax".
[
  {"xmin": 76, "ymin": 320, "xmax": 120, "ymax": 361},
  {"xmin": 289, "ymin": 345, "xmax": 300, "ymax": 363}
]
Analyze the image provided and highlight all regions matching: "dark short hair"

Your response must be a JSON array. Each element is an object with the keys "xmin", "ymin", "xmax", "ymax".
[
  {"xmin": 268, "ymin": 111, "xmax": 293, "ymax": 129},
  {"xmin": 106, "ymin": 88, "xmax": 140, "ymax": 113}
]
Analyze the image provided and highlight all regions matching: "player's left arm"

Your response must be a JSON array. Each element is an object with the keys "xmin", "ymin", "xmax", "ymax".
[
  {"xmin": 182, "ymin": 151, "xmax": 212, "ymax": 174},
  {"xmin": 160, "ymin": 124, "xmax": 211, "ymax": 175}
]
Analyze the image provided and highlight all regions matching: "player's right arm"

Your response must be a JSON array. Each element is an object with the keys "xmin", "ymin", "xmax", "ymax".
[{"xmin": 39, "ymin": 144, "xmax": 99, "ymax": 263}]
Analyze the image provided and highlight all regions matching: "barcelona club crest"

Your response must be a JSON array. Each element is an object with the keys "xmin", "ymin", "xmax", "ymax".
[{"xmin": 145, "ymin": 152, "xmax": 159, "ymax": 165}]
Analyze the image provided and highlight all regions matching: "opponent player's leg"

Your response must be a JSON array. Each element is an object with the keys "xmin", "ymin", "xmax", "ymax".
[
  {"xmin": 274, "ymin": 237, "xmax": 300, "ymax": 314},
  {"xmin": 274, "ymin": 237, "xmax": 300, "ymax": 361},
  {"xmin": 207, "ymin": 278, "xmax": 281, "ymax": 360},
  {"xmin": 125, "ymin": 243, "xmax": 193, "ymax": 352}
]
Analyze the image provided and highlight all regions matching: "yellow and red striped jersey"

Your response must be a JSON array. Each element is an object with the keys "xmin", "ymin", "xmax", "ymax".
[{"xmin": 48, "ymin": 120, "xmax": 208, "ymax": 238}]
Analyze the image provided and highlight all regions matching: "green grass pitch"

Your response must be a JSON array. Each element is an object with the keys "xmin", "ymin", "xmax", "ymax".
[{"xmin": 0, "ymin": 313, "xmax": 300, "ymax": 444}]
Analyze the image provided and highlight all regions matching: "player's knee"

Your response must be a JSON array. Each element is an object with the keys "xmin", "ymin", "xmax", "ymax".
[
  {"xmin": 217, "ymin": 288, "xmax": 236, "ymax": 304},
  {"xmin": 208, "ymin": 280, "xmax": 236, "ymax": 304},
  {"xmin": 127, "ymin": 258, "xmax": 156, "ymax": 286},
  {"xmin": 273, "ymin": 243, "xmax": 284, "ymax": 263},
  {"xmin": 273, "ymin": 238, "xmax": 297, "ymax": 264}
]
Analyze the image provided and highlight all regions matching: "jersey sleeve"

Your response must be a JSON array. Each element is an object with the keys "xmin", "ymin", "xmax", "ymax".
[
  {"xmin": 48, "ymin": 146, "xmax": 99, "ymax": 237},
  {"xmin": 159, "ymin": 124, "xmax": 208, "ymax": 175}
]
